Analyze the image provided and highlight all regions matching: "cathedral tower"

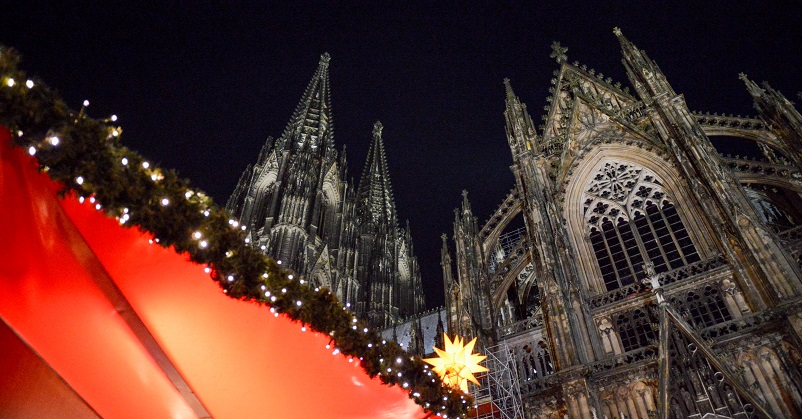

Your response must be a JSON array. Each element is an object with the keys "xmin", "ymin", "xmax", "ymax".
[{"xmin": 228, "ymin": 54, "xmax": 425, "ymax": 329}]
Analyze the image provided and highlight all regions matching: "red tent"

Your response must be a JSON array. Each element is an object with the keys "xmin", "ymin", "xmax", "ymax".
[{"xmin": 0, "ymin": 127, "xmax": 428, "ymax": 418}]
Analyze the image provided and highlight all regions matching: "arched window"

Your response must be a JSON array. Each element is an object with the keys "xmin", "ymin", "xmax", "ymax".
[
  {"xmin": 584, "ymin": 162, "xmax": 701, "ymax": 292},
  {"xmin": 614, "ymin": 308, "xmax": 656, "ymax": 352},
  {"xmin": 670, "ymin": 284, "xmax": 732, "ymax": 328}
]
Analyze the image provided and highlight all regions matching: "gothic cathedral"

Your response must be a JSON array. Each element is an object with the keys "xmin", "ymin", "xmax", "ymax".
[
  {"xmin": 226, "ymin": 53, "xmax": 425, "ymax": 329},
  {"xmin": 441, "ymin": 30, "xmax": 802, "ymax": 417}
]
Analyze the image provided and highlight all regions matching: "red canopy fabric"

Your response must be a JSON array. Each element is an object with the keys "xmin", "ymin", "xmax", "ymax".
[{"xmin": 0, "ymin": 127, "xmax": 427, "ymax": 419}]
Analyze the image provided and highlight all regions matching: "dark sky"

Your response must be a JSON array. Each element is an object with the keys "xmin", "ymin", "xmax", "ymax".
[{"xmin": 3, "ymin": 2, "xmax": 800, "ymax": 308}]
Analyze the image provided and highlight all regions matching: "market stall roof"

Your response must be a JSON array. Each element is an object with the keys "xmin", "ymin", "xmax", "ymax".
[{"xmin": 0, "ymin": 127, "xmax": 427, "ymax": 418}]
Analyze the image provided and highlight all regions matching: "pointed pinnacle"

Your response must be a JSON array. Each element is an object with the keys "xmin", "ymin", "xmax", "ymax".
[
  {"xmin": 373, "ymin": 121, "xmax": 384, "ymax": 138},
  {"xmin": 319, "ymin": 52, "xmax": 331, "ymax": 67},
  {"xmin": 613, "ymin": 27, "xmax": 622, "ymax": 36},
  {"xmin": 739, "ymin": 72, "xmax": 764, "ymax": 97},
  {"xmin": 503, "ymin": 78, "xmax": 516, "ymax": 100}
]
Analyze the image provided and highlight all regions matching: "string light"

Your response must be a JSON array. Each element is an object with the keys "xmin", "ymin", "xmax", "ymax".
[{"xmin": 3, "ymin": 55, "xmax": 472, "ymax": 418}]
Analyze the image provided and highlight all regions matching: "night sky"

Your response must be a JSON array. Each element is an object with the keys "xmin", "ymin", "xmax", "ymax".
[{"xmin": 3, "ymin": 2, "xmax": 800, "ymax": 308}]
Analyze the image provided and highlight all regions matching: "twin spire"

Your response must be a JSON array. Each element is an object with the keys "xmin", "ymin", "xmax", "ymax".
[
  {"xmin": 357, "ymin": 121, "xmax": 397, "ymax": 225},
  {"xmin": 279, "ymin": 52, "xmax": 334, "ymax": 151}
]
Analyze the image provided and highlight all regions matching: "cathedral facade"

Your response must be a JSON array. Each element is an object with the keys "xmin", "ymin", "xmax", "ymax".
[
  {"xmin": 226, "ymin": 53, "xmax": 425, "ymax": 329},
  {"xmin": 441, "ymin": 30, "xmax": 802, "ymax": 418}
]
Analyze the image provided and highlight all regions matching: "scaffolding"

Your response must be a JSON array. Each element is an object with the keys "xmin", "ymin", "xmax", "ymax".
[{"xmin": 470, "ymin": 341, "xmax": 525, "ymax": 419}]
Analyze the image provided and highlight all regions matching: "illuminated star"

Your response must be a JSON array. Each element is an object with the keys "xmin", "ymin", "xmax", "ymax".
[{"xmin": 423, "ymin": 333, "xmax": 488, "ymax": 393}]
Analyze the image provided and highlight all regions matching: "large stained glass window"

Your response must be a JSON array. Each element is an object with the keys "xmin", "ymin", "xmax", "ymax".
[{"xmin": 584, "ymin": 162, "xmax": 700, "ymax": 292}]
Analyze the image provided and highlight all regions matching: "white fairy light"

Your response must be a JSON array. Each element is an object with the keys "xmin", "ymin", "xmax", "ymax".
[
  {"xmin": 142, "ymin": 161, "xmax": 150, "ymax": 169},
  {"xmin": 193, "ymin": 231, "xmax": 202, "ymax": 239},
  {"xmin": 185, "ymin": 191, "xmax": 192, "ymax": 199},
  {"xmin": 296, "ymin": 301, "xmax": 302, "ymax": 306},
  {"xmin": 227, "ymin": 275, "xmax": 234, "ymax": 282},
  {"xmin": 160, "ymin": 198, "xmax": 169, "ymax": 206},
  {"xmin": 25, "ymin": 80, "xmax": 33, "ymax": 88},
  {"xmin": 6, "ymin": 78, "xmax": 14, "ymax": 87},
  {"xmin": 111, "ymin": 114, "xmax": 118, "ymax": 122},
  {"xmin": 28, "ymin": 146, "xmax": 36, "ymax": 155},
  {"xmin": 75, "ymin": 176, "xmax": 84, "ymax": 185},
  {"xmin": 204, "ymin": 267, "xmax": 211, "ymax": 273},
  {"xmin": 121, "ymin": 157, "xmax": 128, "ymax": 166},
  {"xmin": 48, "ymin": 136, "xmax": 60, "ymax": 146},
  {"xmin": 199, "ymin": 240, "xmax": 208, "ymax": 248},
  {"xmin": 83, "ymin": 100, "xmax": 90, "ymax": 107}
]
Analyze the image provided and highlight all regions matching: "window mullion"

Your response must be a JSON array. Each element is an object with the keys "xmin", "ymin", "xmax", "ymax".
[
  {"xmin": 612, "ymin": 222, "xmax": 639, "ymax": 283},
  {"xmin": 645, "ymin": 207, "xmax": 671, "ymax": 267},
  {"xmin": 658, "ymin": 205, "xmax": 688, "ymax": 265}
]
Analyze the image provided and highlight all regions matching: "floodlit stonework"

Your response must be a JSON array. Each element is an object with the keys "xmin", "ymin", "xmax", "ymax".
[
  {"xmin": 441, "ymin": 30, "xmax": 802, "ymax": 418},
  {"xmin": 227, "ymin": 54, "xmax": 425, "ymax": 329}
]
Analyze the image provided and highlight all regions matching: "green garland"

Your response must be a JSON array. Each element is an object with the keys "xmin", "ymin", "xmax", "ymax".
[{"xmin": 0, "ymin": 46, "xmax": 471, "ymax": 418}]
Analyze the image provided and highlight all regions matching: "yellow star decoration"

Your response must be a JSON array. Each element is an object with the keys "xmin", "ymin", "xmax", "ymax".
[{"xmin": 423, "ymin": 333, "xmax": 488, "ymax": 393}]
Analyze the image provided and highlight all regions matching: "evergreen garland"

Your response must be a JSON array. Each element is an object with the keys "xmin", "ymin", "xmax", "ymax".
[{"xmin": 0, "ymin": 46, "xmax": 471, "ymax": 418}]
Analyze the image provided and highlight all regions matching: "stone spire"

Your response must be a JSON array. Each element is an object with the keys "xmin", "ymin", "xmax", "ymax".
[
  {"xmin": 357, "ymin": 121, "xmax": 397, "ymax": 225},
  {"xmin": 503, "ymin": 78, "xmax": 539, "ymax": 156},
  {"xmin": 614, "ymin": 28, "xmax": 675, "ymax": 99},
  {"xmin": 740, "ymin": 73, "xmax": 802, "ymax": 166},
  {"xmin": 277, "ymin": 52, "xmax": 334, "ymax": 152}
]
